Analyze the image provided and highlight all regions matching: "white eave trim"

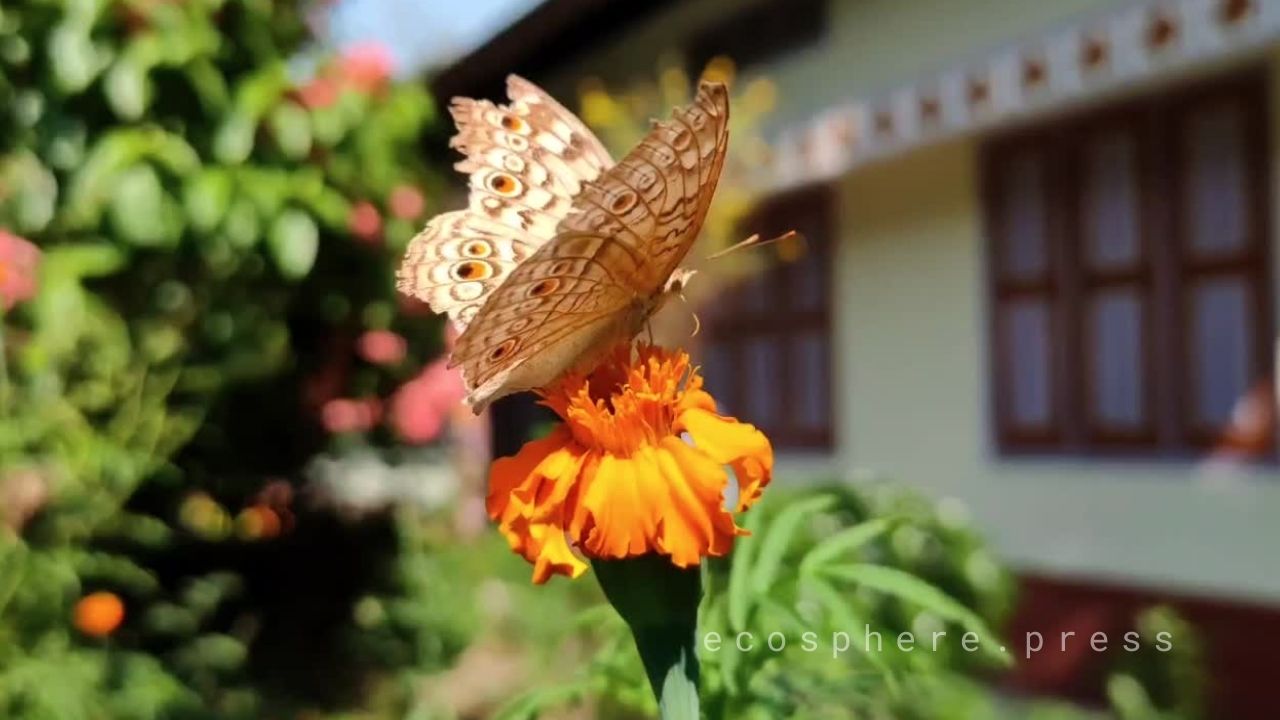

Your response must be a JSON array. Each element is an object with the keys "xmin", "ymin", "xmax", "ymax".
[{"xmin": 764, "ymin": 0, "xmax": 1280, "ymax": 190}]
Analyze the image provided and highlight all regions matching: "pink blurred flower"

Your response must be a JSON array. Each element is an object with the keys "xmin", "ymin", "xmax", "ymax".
[
  {"xmin": 389, "ymin": 358, "xmax": 466, "ymax": 444},
  {"xmin": 389, "ymin": 185, "xmax": 425, "ymax": 220},
  {"xmin": 322, "ymin": 397, "xmax": 382, "ymax": 434},
  {"xmin": 357, "ymin": 329, "xmax": 407, "ymax": 366},
  {"xmin": 0, "ymin": 230, "xmax": 40, "ymax": 311},
  {"xmin": 297, "ymin": 76, "xmax": 339, "ymax": 109},
  {"xmin": 338, "ymin": 42, "xmax": 395, "ymax": 93},
  {"xmin": 347, "ymin": 201, "xmax": 382, "ymax": 244}
]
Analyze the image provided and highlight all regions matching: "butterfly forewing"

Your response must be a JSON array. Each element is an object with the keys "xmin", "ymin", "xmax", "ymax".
[
  {"xmin": 395, "ymin": 75, "xmax": 614, "ymax": 330},
  {"xmin": 451, "ymin": 81, "xmax": 730, "ymax": 409}
]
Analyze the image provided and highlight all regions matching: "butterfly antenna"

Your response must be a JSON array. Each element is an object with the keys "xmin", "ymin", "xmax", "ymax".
[{"xmin": 706, "ymin": 230, "xmax": 801, "ymax": 260}]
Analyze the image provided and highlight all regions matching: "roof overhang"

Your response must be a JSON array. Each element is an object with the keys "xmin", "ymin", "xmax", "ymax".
[
  {"xmin": 431, "ymin": 0, "xmax": 685, "ymax": 102},
  {"xmin": 766, "ymin": 0, "xmax": 1279, "ymax": 190}
]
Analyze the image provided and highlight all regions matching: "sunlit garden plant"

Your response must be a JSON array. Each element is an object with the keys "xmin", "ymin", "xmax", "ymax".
[{"xmin": 0, "ymin": 0, "xmax": 455, "ymax": 716}]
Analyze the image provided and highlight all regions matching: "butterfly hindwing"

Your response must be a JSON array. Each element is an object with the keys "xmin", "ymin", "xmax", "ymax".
[
  {"xmin": 395, "ymin": 211, "xmax": 541, "ymax": 329},
  {"xmin": 396, "ymin": 75, "xmax": 614, "ymax": 329}
]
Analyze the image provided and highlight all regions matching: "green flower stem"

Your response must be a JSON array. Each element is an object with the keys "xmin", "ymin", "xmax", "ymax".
[{"xmin": 593, "ymin": 555, "xmax": 702, "ymax": 720}]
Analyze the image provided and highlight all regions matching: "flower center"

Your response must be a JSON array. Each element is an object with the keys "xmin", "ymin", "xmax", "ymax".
[{"xmin": 542, "ymin": 344, "xmax": 692, "ymax": 456}]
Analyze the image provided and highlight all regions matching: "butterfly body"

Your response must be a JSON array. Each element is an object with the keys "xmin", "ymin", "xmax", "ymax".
[{"xmin": 398, "ymin": 77, "xmax": 729, "ymax": 412}]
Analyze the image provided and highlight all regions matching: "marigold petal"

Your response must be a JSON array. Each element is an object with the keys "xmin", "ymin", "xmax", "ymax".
[
  {"xmin": 530, "ymin": 523, "xmax": 588, "ymax": 584},
  {"xmin": 574, "ymin": 452, "xmax": 659, "ymax": 559},
  {"xmin": 486, "ymin": 428, "xmax": 569, "ymax": 521},
  {"xmin": 487, "ymin": 427, "xmax": 592, "ymax": 582},
  {"xmin": 653, "ymin": 438, "xmax": 741, "ymax": 564},
  {"xmin": 678, "ymin": 408, "xmax": 774, "ymax": 511},
  {"xmin": 678, "ymin": 385, "xmax": 717, "ymax": 415}
]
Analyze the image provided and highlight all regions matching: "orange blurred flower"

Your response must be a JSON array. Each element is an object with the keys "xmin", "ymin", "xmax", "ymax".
[
  {"xmin": 297, "ymin": 76, "xmax": 339, "ymax": 109},
  {"xmin": 488, "ymin": 344, "xmax": 773, "ymax": 584},
  {"xmin": 237, "ymin": 504, "xmax": 283, "ymax": 540},
  {"xmin": 74, "ymin": 591, "xmax": 125, "ymax": 637}
]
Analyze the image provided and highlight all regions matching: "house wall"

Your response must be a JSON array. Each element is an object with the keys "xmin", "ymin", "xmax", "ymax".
[
  {"xmin": 526, "ymin": 0, "xmax": 1280, "ymax": 603},
  {"xmin": 832, "ymin": 52, "xmax": 1280, "ymax": 605}
]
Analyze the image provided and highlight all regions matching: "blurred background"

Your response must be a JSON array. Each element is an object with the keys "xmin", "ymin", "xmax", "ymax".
[{"xmin": 1, "ymin": 0, "xmax": 1277, "ymax": 718}]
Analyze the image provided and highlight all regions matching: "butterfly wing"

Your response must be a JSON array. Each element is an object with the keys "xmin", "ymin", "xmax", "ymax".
[
  {"xmin": 396, "ymin": 75, "xmax": 614, "ymax": 330},
  {"xmin": 452, "ymin": 81, "xmax": 731, "ymax": 410}
]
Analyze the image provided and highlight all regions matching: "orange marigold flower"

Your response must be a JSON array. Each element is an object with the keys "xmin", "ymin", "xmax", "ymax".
[
  {"xmin": 74, "ymin": 591, "xmax": 125, "ymax": 637},
  {"xmin": 488, "ymin": 344, "xmax": 773, "ymax": 584}
]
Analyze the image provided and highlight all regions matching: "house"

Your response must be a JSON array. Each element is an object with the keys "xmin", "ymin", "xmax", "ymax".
[{"xmin": 434, "ymin": 0, "xmax": 1280, "ymax": 715}]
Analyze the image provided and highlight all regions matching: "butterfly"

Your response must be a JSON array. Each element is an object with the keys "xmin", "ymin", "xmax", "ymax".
[{"xmin": 396, "ymin": 75, "xmax": 730, "ymax": 412}]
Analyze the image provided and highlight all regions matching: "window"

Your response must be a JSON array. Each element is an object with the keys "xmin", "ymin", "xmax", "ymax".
[
  {"xmin": 984, "ymin": 70, "xmax": 1273, "ymax": 457},
  {"xmin": 699, "ymin": 184, "xmax": 835, "ymax": 449}
]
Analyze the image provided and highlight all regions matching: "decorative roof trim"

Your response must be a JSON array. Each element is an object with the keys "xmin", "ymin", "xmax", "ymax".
[{"xmin": 766, "ymin": 0, "xmax": 1279, "ymax": 189}]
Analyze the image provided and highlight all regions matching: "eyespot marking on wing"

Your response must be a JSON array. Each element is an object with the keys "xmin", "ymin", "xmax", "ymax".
[
  {"xmin": 490, "ymin": 338, "xmax": 518, "ymax": 360},
  {"xmin": 610, "ymin": 190, "xmax": 639, "ymax": 213},
  {"xmin": 500, "ymin": 115, "xmax": 528, "ymax": 133},
  {"xmin": 488, "ymin": 172, "xmax": 522, "ymax": 196},
  {"xmin": 529, "ymin": 278, "xmax": 560, "ymax": 297},
  {"xmin": 452, "ymin": 260, "xmax": 494, "ymax": 281},
  {"xmin": 464, "ymin": 241, "xmax": 493, "ymax": 258}
]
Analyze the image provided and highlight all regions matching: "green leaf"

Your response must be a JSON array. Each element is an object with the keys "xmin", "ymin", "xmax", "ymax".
[
  {"xmin": 222, "ymin": 196, "xmax": 260, "ymax": 249},
  {"xmin": 185, "ymin": 59, "xmax": 230, "ymax": 114},
  {"xmin": 751, "ymin": 495, "xmax": 835, "ymax": 594},
  {"xmin": 183, "ymin": 169, "xmax": 233, "ymax": 233},
  {"xmin": 109, "ymin": 165, "xmax": 174, "ymax": 247},
  {"xmin": 822, "ymin": 563, "xmax": 1010, "ymax": 665},
  {"xmin": 311, "ymin": 104, "xmax": 348, "ymax": 146},
  {"xmin": 213, "ymin": 112, "xmax": 255, "ymax": 164},
  {"xmin": 0, "ymin": 540, "xmax": 28, "ymax": 617},
  {"xmin": 64, "ymin": 128, "xmax": 198, "ymax": 228},
  {"xmin": 42, "ymin": 243, "xmax": 127, "ymax": 280},
  {"xmin": 239, "ymin": 167, "xmax": 289, "ymax": 218},
  {"xmin": 799, "ymin": 574, "xmax": 898, "ymax": 691},
  {"xmin": 727, "ymin": 497, "xmax": 768, "ymax": 633},
  {"xmin": 48, "ymin": 24, "xmax": 110, "ymax": 93},
  {"xmin": 268, "ymin": 209, "xmax": 318, "ymax": 280},
  {"xmin": 104, "ymin": 55, "xmax": 150, "ymax": 120},
  {"xmin": 0, "ymin": 151, "xmax": 57, "ymax": 233},
  {"xmin": 234, "ymin": 62, "xmax": 289, "ymax": 118},
  {"xmin": 1107, "ymin": 674, "xmax": 1159, "ymax": 720},
  {"xmin": 175, "ymin": 634, "xmax": 247, "ymax": 673},
  {"xmin": 269, "ymin": 101, "xmax": 312, "ymax": 159},
  {"xmin": 799, "ymin": 518, "xmax": 893, "ymax": 576}
]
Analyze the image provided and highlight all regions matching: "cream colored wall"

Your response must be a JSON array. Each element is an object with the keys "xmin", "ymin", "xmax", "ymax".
[
  {"xmin": 831, "ymin": 72, "xmax": 1280, "ymax": 604},
  {"xmin": 541, "ymin": 0, "xmax": 1125, "ymax": 131},
  {"xmin": 528, "ymin": 0, "xmax": 1280, "ymax": 601}
]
